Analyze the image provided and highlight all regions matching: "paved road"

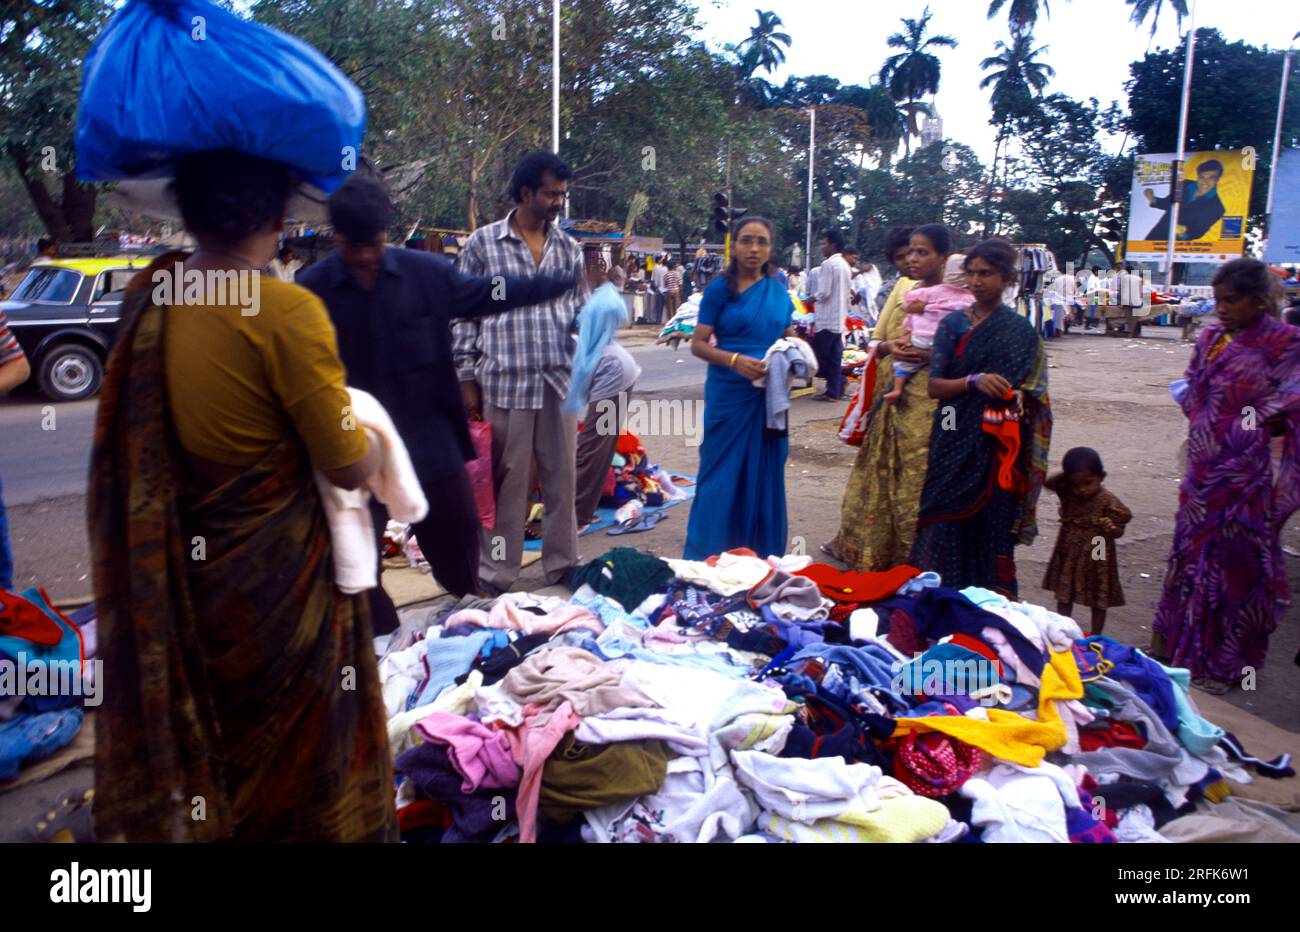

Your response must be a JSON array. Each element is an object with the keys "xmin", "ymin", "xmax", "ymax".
[
  {"xmin": 0, "ymin": 339, "xmax": 704, "ymax": 506},
  {"xmin": 0, "ymin": 395, "xmax": 97, "ymax": 506}
]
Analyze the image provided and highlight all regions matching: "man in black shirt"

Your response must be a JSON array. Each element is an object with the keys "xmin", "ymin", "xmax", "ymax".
[
  {"xmin": 1145, "ymin": 159, "xmax": 1227, "ymax": 242},
  {"xmin": 299, "ymin": 175, "xmax": 576, "ymax": 632}
]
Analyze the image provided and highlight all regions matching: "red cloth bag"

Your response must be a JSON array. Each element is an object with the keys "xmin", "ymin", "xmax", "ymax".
[{"xmin": 466, "ymin": 420, "xmax": 496, "ymax": 528}]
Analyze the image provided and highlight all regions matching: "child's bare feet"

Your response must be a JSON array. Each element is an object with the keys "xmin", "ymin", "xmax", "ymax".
[{"xmin": 883, "ymin": 388, "xmax": 902, "ymax": 404}]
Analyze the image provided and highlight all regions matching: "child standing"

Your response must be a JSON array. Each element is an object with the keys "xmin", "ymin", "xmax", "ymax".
[
  {"xmin": 1042, "ymin": 447, "xmax": 1132, "ymax": 635},
  {"xmin": 884, "ymin": 254, "xmax": 973, "ymax": 403}
]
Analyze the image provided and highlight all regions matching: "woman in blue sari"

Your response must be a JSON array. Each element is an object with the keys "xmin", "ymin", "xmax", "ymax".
[
  {"xmin": 684, "ymin": 217, "xmax": 795, "ymax": 559},
  {"xmin": 910, "ymin": 239, "xmax": 1052, "ymax": 595}
]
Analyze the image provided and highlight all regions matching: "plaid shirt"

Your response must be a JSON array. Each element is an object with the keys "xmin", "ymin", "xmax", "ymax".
[
  {"xmin": 0, "ymin": 310, "xmax": 25, "ymax": 366},
  {"xmin": 453, "ymin": 210, "xmax": 588, "ymax": 409}
]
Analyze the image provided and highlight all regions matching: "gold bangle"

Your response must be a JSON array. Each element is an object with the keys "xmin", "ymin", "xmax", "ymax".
[{"xmin": 729, "ymin": 352, "xmax": 739, "ymax": 368}]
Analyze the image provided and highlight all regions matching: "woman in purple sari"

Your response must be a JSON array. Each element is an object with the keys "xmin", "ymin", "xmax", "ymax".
[{"xmin": 1152, "ymin": 259, "xmax": 1300, "ymax": 694}]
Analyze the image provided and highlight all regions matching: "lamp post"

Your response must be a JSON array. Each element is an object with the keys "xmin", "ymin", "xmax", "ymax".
[
  {"xmin": 1163, "ymin": 0, "xmax": 1198, "ymax": 289},
  {"xmin": 805, "ymin": 106, "xmax": 815, "ymax": 275},
  {"xmin": 1265, "ymin": 31, "xmax": 1299, "ymax": 240}
]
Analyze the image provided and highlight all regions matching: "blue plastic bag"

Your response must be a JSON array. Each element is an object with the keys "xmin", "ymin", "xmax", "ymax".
[{"xmin": 76, "ymin": 0, "xmax": 365, "ymax": 192}]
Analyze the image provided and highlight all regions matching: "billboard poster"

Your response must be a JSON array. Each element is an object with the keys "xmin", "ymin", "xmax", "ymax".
[
  {"xmin": 1125, "ymin": 149, "xmax": 1255, "ymax": 263},
  {"xmin": 1263, "ymin": 148, "xmax": 1300, "ymax": 264}
]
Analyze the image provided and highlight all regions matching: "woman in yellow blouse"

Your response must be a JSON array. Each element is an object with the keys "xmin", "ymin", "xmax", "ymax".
[{"xmin": 89, "ymin": 150, "xmax": 396, "ymax": 842}]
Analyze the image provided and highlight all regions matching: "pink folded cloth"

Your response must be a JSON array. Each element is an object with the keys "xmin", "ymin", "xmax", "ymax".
[
  {"xmin": 445, "ymin": 595, "xmax": 604, "ymax": 636},
  {"xmin": 414, "ymin": 712, "xmax": 520, "ymax": 793},
  {"xmin": 494, "ymin": 701, "xmax": 582, "ymax": 844}
]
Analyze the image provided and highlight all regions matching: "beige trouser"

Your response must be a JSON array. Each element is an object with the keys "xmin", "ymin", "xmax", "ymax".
[{"xmin": 479, "ymin": 383, "xmax": 578, "ymax": 590}]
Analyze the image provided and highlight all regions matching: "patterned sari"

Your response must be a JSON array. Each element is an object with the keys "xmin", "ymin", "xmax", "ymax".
[
  {"xmin": 1154, "ymin": 313, "xmax": 1300, "ymax": 681},
  {"xmin": 836, "ymin": 277, "xmax": 938, "ymax": 570},
  {"xmin": 88, "ymin": 255, "xmax": 396, "ymax": 842},
  {"xmin": 910, "ymin": 306, "xmax": 1051, "ymax": 596}
]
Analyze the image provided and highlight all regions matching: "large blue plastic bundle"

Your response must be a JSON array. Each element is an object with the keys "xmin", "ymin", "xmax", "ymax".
[{"xmin": 75, "ymin": 0, "xmax": 365, "ymax": 192}]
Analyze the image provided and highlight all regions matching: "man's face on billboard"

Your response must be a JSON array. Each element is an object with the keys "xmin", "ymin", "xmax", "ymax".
[{"xmin": 1195, "ymin": 167, "xmax": 1222, "ymax": 196}]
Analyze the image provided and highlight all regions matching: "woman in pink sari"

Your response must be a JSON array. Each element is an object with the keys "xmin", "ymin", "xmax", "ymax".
[{"xmin": 1152, "ymin": 259, "xmax": 1300, "ymax": 694}]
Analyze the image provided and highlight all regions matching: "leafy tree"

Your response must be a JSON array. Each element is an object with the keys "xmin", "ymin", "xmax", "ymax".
[
  {"xmin": 1125, "ymin": 28, "xmax": 1300, "ymax": 235},
  {"xmin": 851, "ymin": 141, "xmax": 989, "ymax": 258},
  {"xmin": 998, "ymin": 94, "xmax": 1128, "ymax": 265},
  {"xmin": 980, "ymin": 31, "xmax": 1055, "ymax": 232},
  {"xmin": 0, "ymin": 0, "xmax": 114, "ymax": 242},
  {"xmin": 879, "ymin": 6, "xmax": 957, "ymax": 157}
]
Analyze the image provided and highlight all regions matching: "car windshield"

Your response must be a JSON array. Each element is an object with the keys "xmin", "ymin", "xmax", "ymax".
[{"xmin": 12, "ymin": 268, "xmax": 82, "ymax": 303}]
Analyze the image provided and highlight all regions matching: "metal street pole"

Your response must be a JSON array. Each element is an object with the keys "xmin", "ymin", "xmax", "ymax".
[
  {"xmin": 552, "ymin": 0, "xmax": 560, "ymax": 155},
  {"xmin": 1265, "ymin": 35, "xmax": 1298, "ymax": 239},
  {"xmin": 553, "ymin": 1, "xmax": 568, "ymax": 218},
  {"xmin": 805, "ymin": 106, "xmax": 815, "ymax": 273},
  {"xmin": 724, "ymin": 138, "xmax": 733, "ymax": 265},
  {"xmin": 1164, "ymin": 0, "xmax": 1197, "ymax": 289}
]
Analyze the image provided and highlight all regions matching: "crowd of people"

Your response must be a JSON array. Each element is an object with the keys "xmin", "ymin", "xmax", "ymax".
[
  {"xmin": 0, "ymin": 2, "xmax": 1295, "ymax": 841},
  {"xmin": 0, "ymin": 142, "xmax": 1295, "ymax": 840},
  {"xmin": 694, "ymin": 218, "xmax": 1298, "ymax": 702}
]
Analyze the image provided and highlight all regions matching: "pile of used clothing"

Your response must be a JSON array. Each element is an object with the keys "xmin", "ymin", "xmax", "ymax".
[
  {"xmin": 601, "ymin": 432, "xmax": 686, "ymax": 513},
  {"xmin": 0, "ymin": 589, "xmax": 94, "ymax": 787},
  {"xmin": 377, "ymin": 547, "xmax": 1299, "ymax": 844}
]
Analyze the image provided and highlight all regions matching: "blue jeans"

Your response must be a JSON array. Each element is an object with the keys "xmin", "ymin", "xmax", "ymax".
[{"xmin": 0, "ymin": 470, "xmax": 11, "ymax": 590}]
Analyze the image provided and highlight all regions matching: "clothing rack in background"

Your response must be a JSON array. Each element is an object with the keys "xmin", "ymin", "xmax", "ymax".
[{"xmin": 1010, "ymin": 244, "xmax": 1056, "ymax": 336}]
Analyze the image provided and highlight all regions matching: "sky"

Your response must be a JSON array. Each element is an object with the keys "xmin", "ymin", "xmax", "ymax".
[{"xmin": 694, "ymin": 0, "xmax": 1293, "ymax": 164}]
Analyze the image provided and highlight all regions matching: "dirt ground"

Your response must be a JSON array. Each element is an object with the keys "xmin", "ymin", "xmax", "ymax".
[{"xmin": 518, "ymin": 326, "xmax": 1300, "ymax": 731}]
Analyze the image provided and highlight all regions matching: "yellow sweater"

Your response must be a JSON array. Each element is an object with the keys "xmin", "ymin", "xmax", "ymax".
[{"xmin": 890, "ymin": 649, "xmax": 1084, "ymax": 768}]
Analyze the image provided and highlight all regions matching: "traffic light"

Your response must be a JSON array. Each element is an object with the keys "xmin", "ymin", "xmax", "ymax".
[
  {"xmin": 713, "ymin": 192, "xmax": 729, "ymax": 234},
  {"xmin": 712, "ymin": 192, "xmax": 749, "ymax": 235}
]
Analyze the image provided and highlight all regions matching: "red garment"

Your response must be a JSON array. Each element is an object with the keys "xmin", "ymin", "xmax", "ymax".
[
  {"xmin": 615, "ymin": 431, "xmax": 644, "ymax": 457},
  {"xmin": 1080, "ymin": 773, "xmax": 1120, "ymax": 829},
  {"xmin": 0, "ymin": 589, "xmax": 64, "ymax": 647},
  {"xmin": 981, "ymin": 404, "xmax": 1027, "ymax": 494},
  {"xmin": 397, "ymin": 799, "xmax": 451, "ymax": 832},
  {"xmin": 794, "ymin": 563, "xmax": 920, "ymax": 604},
  {"xmin": 828, "ymin": 602, "xmax": 859, "ymax": 625},
  {"xmin": 1077, "ymin": 720, "xmax": 1147, "ymax": 752},
  {"xmin": 886, "ymin": 609, "xmax": 927, "ymax": 655},
  {"xmin": 945, "ymin": 633, "xmax": 1005, "ymax": 677}
]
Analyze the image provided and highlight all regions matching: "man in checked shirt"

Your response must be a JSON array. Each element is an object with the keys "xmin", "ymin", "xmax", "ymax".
[{"xmin": 455, "ymin": 151, "xmax": 589, "ymax": 594}]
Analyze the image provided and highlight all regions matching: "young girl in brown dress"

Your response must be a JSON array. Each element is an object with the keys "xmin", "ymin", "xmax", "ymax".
[{"xmin": 1042, "ymin": 447, "xmax": 1132, "ymax": 635}]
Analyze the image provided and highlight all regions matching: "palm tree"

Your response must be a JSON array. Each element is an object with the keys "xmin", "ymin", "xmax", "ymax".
[
  {"xmin": 1125, "ymin": 0, "xmax": 1190, "ymax": 38},
  {"xmin": 879, "ymin": 6, "xmax": 957, "ymax": 157},
  {"xmin": 980, "ymin": 33, "xmax": 1055, "ymax": 121},
  {"xmin": 737, "ymin": 9, "xmax": 792, "ymax": 78},
  {"xmin": 979, "ymin": 32, "xmax": 1055, "ymax": 233},
  {"xmin": 986, "ymin": 0, "xmax": 1059, "ymax": 35}
]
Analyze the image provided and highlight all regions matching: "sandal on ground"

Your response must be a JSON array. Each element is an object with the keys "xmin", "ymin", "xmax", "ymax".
[
  {"xmin": 1191, "ymin": 676, "xmax": 1233, "ymax": 696},
  {"xmin": 605, "ymin": 511, "xmax": 668, "ymax": 535}
]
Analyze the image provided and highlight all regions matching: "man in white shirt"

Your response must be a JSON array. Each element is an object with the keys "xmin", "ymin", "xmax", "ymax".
[
  {"xmin": 1083, "ymin": 265, "xmax": 1106, "ymax": 331},
  {"xmin": 811, "ymin": 229, "xmax": 852, "ymax": 401},
  {"xmin": 853, "ymin": 259, "xmax": 883, "ymax": 328},
  {"xmin": 650, "ymin": 253, "xmax": 668, "ymax": 324}
]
